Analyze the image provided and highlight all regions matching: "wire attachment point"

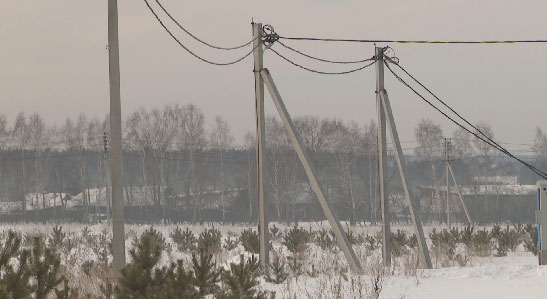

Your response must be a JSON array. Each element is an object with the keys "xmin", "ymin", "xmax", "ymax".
[{"xmin": 262, "ymin": 24, "xmax": 279, "ymax": 47}]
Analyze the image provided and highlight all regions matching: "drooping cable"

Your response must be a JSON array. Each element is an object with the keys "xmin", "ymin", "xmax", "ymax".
[
  {"xmin": 383, "ymin": 59, "xmax": 547, "ymax": 179},
  {"xmin": 155, "ymin": 0, "xmax": 257, "ymax": 50},
  {"xmin": 277, "ymin": 40, "xmax": 375, "ymax": 64},
  {"xmin": 279, "ymin": 36, "xmax": 547, "ymax": 44},
  {"xmin": 269, "ymin": 47, "xmax": 377, "ymax": 75},
  {"xmin": 383, "ymin": 52, "xmax": 543, "ymax": 168},
  {"xmin": 143, "ymin": 0, "xmax": 256, "ymax": 66}
]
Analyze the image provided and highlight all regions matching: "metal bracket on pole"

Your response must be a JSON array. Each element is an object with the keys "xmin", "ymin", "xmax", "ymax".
[
  {"xmin": 379, "ymin": 91, "xmax": 433, "ymax": 269},
  {"xmin": 260, "ymin": 68, "xmax": 363, "ymax": 274},
  {"xmin": 252, "ymin": 22, "xmax": 269, "ymax": 270},
  {"xmin": 537, "ymin": 180, "xmax": 547, "ymax": 265}
]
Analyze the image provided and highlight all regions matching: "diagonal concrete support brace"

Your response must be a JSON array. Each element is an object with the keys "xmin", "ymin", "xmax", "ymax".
[
  {"xmin": 537, "ymin": 181, "xmax": 547, "ymax": 265},
  {"xmin": 379, "ymin": 91, "xmax": 432, "ymax": 269},
  {"xmin": 260, "ymin": 68, "xmax": 363, "ymax": 274}
]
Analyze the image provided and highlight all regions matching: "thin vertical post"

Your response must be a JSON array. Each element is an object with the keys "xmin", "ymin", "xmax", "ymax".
[
  {"xmin": 252, "ymin": 22, "xmax": 269, "ymax": 269},
  {"xmin": 380, "ymin": 92, "xmax": 432, "ymax": 269},
  {"xmin": 108, "ymin": 0, "xmax": 126, "ymax": 271},
  {"xmin": 376, "ymin": 47, "xmax": 390, "ymax": 268},
  {"xmin": 260, "ymin": 68, "xmax": 362, "ymax": 274}
]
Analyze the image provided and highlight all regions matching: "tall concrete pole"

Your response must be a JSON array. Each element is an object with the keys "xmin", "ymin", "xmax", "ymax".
[
  {"xmin": 108, "ymin": 0, "xmax": 126, "ymax": 271},
  {"xmin": 445, "ymin": 138, "xmax": 451, "ymax": 228},
  {"xmin": 252, "ymin": 22, "xmax": 269, "ymax": 269},
  {"xmin": 376, "ymin": 47, "xmax": 390, "ymax": 268}
]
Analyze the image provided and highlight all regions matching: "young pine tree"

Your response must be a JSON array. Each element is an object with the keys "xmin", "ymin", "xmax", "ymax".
[
  {"xmin": 219, "ymin": 255, "xmax": 267, "ymax": 299},
  {"xmin": 191, "ymin": 249, "xmax": 220, "ymax": 296},
  {"xmin": 115, "ymin": 228, "xmax": 167, "ymax": 298}
]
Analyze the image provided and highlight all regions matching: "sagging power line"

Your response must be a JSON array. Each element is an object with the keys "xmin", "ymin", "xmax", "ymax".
[{"xmin": 382, "ymin": 54, "xmax": 547, "ymax": 179}]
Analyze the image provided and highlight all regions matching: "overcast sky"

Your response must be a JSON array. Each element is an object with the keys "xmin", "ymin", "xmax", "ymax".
[{"xmin": 1, "ymin": 0, "xmax": 546, "ymax": 150}]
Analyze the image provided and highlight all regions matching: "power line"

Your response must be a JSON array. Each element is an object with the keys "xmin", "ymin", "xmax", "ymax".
[
  {"xmin": 279, "ymin": 36, "xmax": 547, "ymax": 44},
  {"xmin": 382, "ymin": 53, "xmax": 547, "ymax": 172},
  {"xmin": 155, "ymin": 0, "xmax": 257, "ymax": 51},
  {"xmin": 383, "ymin": 58, "xmax": 547, "ymax": 179},
  {"xmin": 269, "ymin": 46, "xmax": 377, "ymax": 75},
  {"xmin": 277, "ymin": 40, "xmax": 375, "ymax": 64},
  {"xmin": 143, "ymin": 0, "xmax": 257, "ymax": 66}
]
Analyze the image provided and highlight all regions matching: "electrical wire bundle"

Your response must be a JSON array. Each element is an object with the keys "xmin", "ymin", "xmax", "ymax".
[{"xmin": 142, "ymin": 0, "xmax": 257, "ymax": 65}]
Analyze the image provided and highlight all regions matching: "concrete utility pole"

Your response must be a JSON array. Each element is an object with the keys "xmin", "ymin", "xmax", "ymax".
[
  {"xmin": 252, "ymin": 22, "xmax": 269, "ymax": 270},
  {"xmin": 536, "ymin": 181, "xmax": 547, "ymax": 265},
  {"xmin": 442, "ymin": 137, "xmax": 472, "ymax": 225},
  {"xmin": 445, "ymin": 138, "xmax": 451, "ymax": 228},
  {"xmin": 108, "ymin": 0, "xmax": 126, "ymax": 271},
  {"xmin": 376, "ymin": 47, "xmax": 432, "ymax": 269},
  {"xmin": 376, "ymin": 47, "xmax": 390, "ymax": 268}
]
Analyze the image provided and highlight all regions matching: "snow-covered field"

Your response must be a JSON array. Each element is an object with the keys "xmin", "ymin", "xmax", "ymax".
[{"xmin": 1, "ymin": 222, "xmax": 545, "ymax": 299}]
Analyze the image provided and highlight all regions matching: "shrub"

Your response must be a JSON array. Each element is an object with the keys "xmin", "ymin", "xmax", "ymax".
[
  {"xmin": 391, "ymin": 230, "xmax": 410, "ymax": 257},
  {"xmin": 524, "ymin": 224, "xmax": 539, "ymax": 255},
  {"xmin": 219, "ymin": 255, "xmax": 266, "ymax": 299},
  {"xmin": 364, "ymin": 234, "xmax": 380, "ymax": 251},
  {"xmin": 314, "ymin": 229, "xmax": 335, "ymax": 251},
  {"xmin": 191, "ymin": 249, "xmax": 220, "ymax": 297},
  {"xmin": 270, "ymin": 225, "xmax": 282, "ymax": 241},
  {"xmin": 116, "ymin": 227, "xmax": 167, "ymax": 298},
  {"xmin": 471, "ymin": 229, "xmax": 492, "ymax": 256},
  {"xmin": 198, "ymin": 228, "xmax": 222, "ymax": 255},
  {"xmin": 460, "ymin": 224, "xmax": 474, "ymax": 247},
  {"xmin": 266, "ymin": 254, "xmax": 288, "ymax": 284},
  {"xmin": 49, "ymin": 225, "xmax": 65, "ymax": 249},
  {"xmin": 170, "ymin": 227, "xmax": 197, "ymax": 253},
  {"xmin": 240, "ymin": 229, "xmax": 260, "ymax": 254},
  {"xmin": 223, "ymin": 238, "xmax": 240, "ymax": 251},
  {"xmin": 282, "ymin": 226, "xmax": 313, "ymax": 255},
  {"xmin": 495, "ymin": 225, "xmax": 520, "ymax": 257}
]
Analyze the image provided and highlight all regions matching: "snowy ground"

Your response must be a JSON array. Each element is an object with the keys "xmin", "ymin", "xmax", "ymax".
[{"xmin": 1, "ymin": 222, "xmax": 545, "ymax": 299}]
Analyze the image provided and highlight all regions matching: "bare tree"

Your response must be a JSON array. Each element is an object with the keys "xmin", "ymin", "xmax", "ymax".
[
  {"xmin": 0, "ymin": 114, "xmax": 9, "ymax": 203},
  {"xmin": 473, "ymin": 121, "xmax": 495, "ymax": 158},
  {"xmin": 414, "ymin": 118, "xmax": 443, "ymax": 221},
  {"xmin": 265, "ymin": 116, "xmax": 297, "ymax": 222},
  {"xmin": 28, "ymin": 113, "xmax": 53, "ymax": 213},
  {"xmin": 452, "ymin": 127, "xmax": 474, "ymax": 158},
  {"xmin": 12, "ymin": 112, "xmax": 30, "ymax": 213},
  {"xmin": 177, "ymin": 104, "xmax": 207, "ymax": 223},
  {"xmin": 62, "ymin": 114, "xmax": 91, "ymax": 219},
  {"xmin": 330, "ymin": 120, "xmax": 363, "ymax": 225},
  {"xmin": 210, "ymin": 115, "xmax": 234, "ymax": 223},
  {"xmin": 125, "ymin": 104, "xmax": 181, "ymax": 217},
  {"xmin": 295, "ymin": 115, "xmax": 335, "ymax": 152}
]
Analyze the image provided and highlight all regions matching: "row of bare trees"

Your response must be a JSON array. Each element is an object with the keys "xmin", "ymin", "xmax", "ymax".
[{"xmin": 0, "ymin": 108, "xmax": 545, "ymax": 223}]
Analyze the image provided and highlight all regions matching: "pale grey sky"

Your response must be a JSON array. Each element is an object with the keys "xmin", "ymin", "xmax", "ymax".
[{"xmin": 1, "ymin": 0, "xmax": 546, "ymax": 149}]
